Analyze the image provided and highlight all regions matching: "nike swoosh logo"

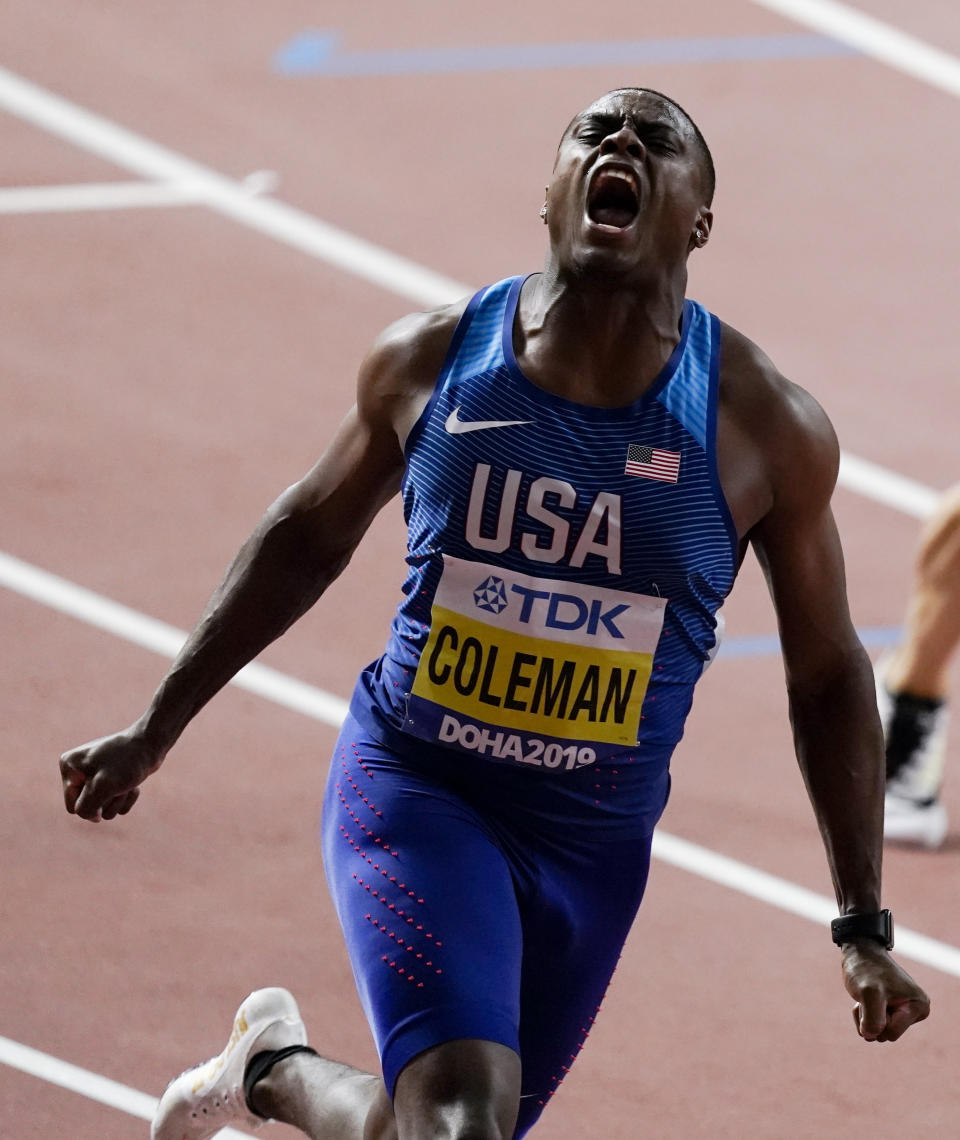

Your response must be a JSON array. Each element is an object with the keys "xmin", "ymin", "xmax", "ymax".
[{"xmin": 444, "ymin": 406, "xmax": 533, "ymax": 435}]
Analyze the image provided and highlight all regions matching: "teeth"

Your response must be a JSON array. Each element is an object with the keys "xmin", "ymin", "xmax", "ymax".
[{"xmin": 598, "ymin": 168, "xmax": 637, "ymax": 189}]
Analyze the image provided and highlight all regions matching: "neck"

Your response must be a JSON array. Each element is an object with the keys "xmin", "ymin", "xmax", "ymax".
[{"xmin": 517, "ymin": 258, "xmax": 688, "ymax": 406}]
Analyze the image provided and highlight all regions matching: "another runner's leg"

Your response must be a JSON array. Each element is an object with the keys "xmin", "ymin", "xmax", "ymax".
[
  {"xmin": 880, "ymin": 484, "xmax": 959, "ymax": 846},
  {"xmin": 887, "ymin": 483, "xmax": 960, "ymax": 699}
]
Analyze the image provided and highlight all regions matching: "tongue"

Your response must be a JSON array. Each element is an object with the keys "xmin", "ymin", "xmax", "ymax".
[
  {"xmin": 591, "ymin": 203, "xmax": 635, "ymax": 229},
  {"xmin": 588, "ymin": 175, "xmax": 638, "ymax": 229}
]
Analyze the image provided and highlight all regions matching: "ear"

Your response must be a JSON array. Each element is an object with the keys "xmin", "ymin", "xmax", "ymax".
[{"xmin": 690, "ymin": 209, "xmax": 713, "ymax": 250}]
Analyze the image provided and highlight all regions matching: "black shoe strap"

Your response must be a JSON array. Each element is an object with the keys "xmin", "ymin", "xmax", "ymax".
[{"xmin": 243, "ymin": 1044, "xmax": 319, "ymax": 1118}]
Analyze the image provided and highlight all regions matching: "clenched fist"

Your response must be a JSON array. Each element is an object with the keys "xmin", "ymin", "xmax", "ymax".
[{"xmin": 60, "ymin": 728, "xmax": 164, "ymax": 822}]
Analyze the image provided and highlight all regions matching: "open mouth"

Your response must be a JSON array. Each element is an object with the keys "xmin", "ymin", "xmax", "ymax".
[{"xmin": 586, "ymin": 167, "xmax": 640, "ymax": 230}]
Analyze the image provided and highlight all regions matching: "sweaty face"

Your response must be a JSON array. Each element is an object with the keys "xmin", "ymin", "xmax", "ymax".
[{"xmin": 547, "ymin": 91, "xmax": 710, "ymax": 275}]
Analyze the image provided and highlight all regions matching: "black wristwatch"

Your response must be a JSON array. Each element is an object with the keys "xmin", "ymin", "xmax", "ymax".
[{"xmin": 830, "ymin": 909, "xmax": 894, "ymax": 950}]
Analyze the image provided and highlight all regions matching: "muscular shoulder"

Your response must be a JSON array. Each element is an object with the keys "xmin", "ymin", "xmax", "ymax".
[
  {"xmin": 357, "ymin": 298, "xmax": 471, "ymax": 443},
  {"xmin": 717, "ymin": 321, "xmax": 840, "ymax": 533}
]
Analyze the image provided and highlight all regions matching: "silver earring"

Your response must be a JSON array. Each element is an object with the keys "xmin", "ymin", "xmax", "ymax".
[{"xmin": 539, "ymin": 204, "xmax": 548, "ymax": 222}]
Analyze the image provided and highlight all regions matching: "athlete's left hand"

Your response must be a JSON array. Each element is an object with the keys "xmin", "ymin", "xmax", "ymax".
[{"xmin": 841, "ymin": 941, "xmax": 930, "ymax": 1041}]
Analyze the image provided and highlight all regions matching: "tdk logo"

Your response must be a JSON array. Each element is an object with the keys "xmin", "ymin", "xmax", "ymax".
[
  {"xmin": 473, "ymin": 576, "xmax": 508, "ymax": 614},
  {"xmin": 474, "ymin": 577, "xmax": 630, "ymax": 639}
]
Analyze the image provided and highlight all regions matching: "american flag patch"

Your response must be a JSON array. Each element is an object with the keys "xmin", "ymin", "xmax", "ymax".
[{"xmin": 624, "ymin": 443, "xmax": 681, "ymax": 483}]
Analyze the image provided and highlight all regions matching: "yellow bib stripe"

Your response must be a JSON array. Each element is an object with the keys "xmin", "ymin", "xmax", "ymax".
[{"xmin": 412, "ymin": 605, "xmax": 653, "ymax": 745}]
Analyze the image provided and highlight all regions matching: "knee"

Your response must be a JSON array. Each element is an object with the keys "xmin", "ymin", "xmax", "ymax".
[
  {"xmin": 393, "ymin": 1039, "xmax": 521, "ymax": 1140},
  {"xmin": 414, "ymin": 1104, "xmax": 512, "ymax": 1140}
]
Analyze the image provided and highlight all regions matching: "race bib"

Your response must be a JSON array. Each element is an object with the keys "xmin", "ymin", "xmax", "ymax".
[{"xmin": 405, "ymin": 556, "xmax": 666, "ymax": 768}]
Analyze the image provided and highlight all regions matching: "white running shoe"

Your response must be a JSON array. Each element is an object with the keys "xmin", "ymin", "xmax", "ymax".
[
  {"xmin": 151, "ymin": 987, "xmax": 307, "ymax": 1140},
  {"xmin": 883, "ymin": 792, "xmax": 949, "ymax": 849},
  {"xmin": 875, "ymin": 656, "xmax": 949, "ymax": 849}
]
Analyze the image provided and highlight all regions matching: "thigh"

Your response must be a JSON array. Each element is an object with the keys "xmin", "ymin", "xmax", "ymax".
[
  {"xmin": 512, "ymin": 833, "xmax": 653, "ymax": 1137},
  {"xmin": 322, "ymin": 713, "xmax": 525, "ymax": 1098}
]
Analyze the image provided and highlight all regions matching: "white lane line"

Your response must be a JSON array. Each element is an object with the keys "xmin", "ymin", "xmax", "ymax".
[
  {"xmin": 0, "ymin": 65, "xmax": 470, "ymax": 308},
  {"xmin": 0, "ymin": 28, "xmax": 954, "ymax": 1125},
  {"xmin": 838, "ymin": 453, "xmax": 939, "ymax": 520},
  {"xmin": 3, "ymin": 546, "xmax": 958, "ymax": 981},
  {"xmin": 0, "ymin": 1035, "xmax": 253, "ymax": 1136},
  {"xmin": 0, "ymin": 1037, "xmax": 157, "ymax": 1122},
  {"xmin": 0, "ymin": 551, "xmax": 349, "ymax": 725},
  {"xmin": 749, "ymin": 0, "xmax": 960, "ymax": 97},
  {"xmin": 0, "ymin": 172, "xmax": 280, "ymax": 214},
  {"xmin": 652, "ymin": 833, "xmax": 960, "ymax": 978},
  {"xmin": 0, "ymin": 63, "xmax": 949, "ymax": 518},
  {"xmin": 0, "ymin": 180, "xmax": 208, "ymax": 213}
]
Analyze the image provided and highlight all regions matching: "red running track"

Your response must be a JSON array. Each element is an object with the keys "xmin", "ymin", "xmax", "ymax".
[{"xmin": 2, "ymin": 2, "xmax": 959, "ymax": 1136}]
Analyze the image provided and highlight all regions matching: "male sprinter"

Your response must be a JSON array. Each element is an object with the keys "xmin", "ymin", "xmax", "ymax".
[{"xmin": 60, "ymin": 88, "xmax": 930, "ymax": 1140}]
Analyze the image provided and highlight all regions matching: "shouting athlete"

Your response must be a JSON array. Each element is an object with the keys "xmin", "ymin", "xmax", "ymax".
[{"xmin": 60, "ymin": 88, "xmax": 930, "ymax": 1140}]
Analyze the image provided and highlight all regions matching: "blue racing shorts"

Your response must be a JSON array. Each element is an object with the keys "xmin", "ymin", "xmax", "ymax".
[{"xmin": 321, "ymin": 685, "xmax": 669, "ymax": 1138}]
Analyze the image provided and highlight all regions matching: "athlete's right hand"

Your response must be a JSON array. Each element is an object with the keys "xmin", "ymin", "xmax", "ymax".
[{"xmin": 59, "ymin": 727, "xmax": 163, "ymax": 822}]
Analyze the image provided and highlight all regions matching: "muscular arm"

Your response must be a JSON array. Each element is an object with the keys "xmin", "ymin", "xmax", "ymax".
[
  {"xmin": 722, "ymin": 328, "xmax": 929, "ymax": 1041},
  {"xmin": 137, "ymin": 399, "xmax": 403, "ymax": 755},
  {"xmin": 60, "ymin": 301, "xmax": 466, "ymax": 820},
  {"xmin": 748, "ymin": 388, "xmax": 883, "ymax": 915}
]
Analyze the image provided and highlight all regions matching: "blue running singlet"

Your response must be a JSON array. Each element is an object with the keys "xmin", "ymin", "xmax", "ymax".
[
  {"xmin": 363, "ymin": 273, "xmax": 736, "ymax": 799},
  {"xmin": 323, "ymin": 275, "xmax": 739, "ymax": 1134}
]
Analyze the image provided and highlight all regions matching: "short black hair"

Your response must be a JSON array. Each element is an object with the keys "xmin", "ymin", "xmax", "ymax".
[{"xmin": 565, "ymin": 88, "xmax": 716, "ymax": 206}]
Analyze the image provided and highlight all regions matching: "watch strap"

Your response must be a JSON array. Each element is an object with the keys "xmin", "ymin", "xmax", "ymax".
[{"xmin": 830, "ymin": 909, "xmax": 894, "ymax": 950}]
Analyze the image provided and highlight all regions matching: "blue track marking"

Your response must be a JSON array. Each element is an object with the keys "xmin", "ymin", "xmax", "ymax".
[
  {"xmin": 273, "ymin": 32, "xmax": 858, "ymax": 77},
  {"xmin": 718, "ymin": 626, "xmax": 901, "ymax": 660}
]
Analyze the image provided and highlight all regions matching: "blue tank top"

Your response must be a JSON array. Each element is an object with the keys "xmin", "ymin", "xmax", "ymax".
[{"xmin": 359, "ymin": 274, "xmax": 738, "ymax": 775}]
